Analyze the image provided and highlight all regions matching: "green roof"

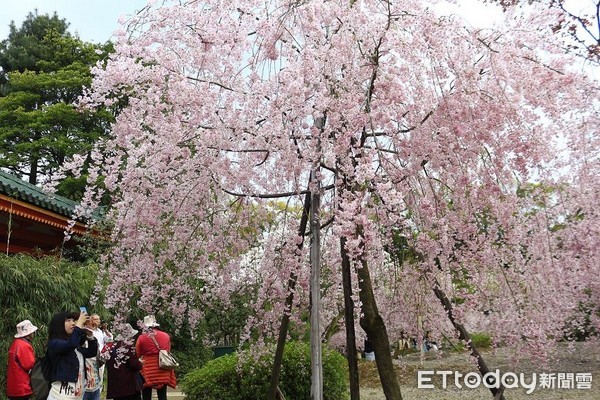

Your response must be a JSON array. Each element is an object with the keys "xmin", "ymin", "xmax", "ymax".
[{"xmin": 0, "ymin": 170, "xmax": 89, "ymax": 219}]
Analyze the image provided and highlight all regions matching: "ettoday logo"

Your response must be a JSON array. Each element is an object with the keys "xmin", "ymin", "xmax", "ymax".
[{"xmin": 417, "ymin": 370, "xmax": 593, "ymax": 394}]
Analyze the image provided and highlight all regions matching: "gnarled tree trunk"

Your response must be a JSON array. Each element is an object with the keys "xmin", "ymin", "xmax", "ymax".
[
  {"xmin": 432, "ymin": 278, "xmax": 506, "ymax": 400},
  {"xmin": 340, "ymin": 236, "xmax": 360, "ymax": 400},
  {"xmin": 351, "ymin": 241, "xmax": 403, "ymax": 400}
]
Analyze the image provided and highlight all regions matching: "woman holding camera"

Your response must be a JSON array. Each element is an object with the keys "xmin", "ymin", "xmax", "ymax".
[{"xmin": 46, "ymin": 311, "xmax": 98, "ymax": 400}]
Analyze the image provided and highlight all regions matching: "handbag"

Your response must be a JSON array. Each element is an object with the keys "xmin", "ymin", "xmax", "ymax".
[
  {"xmin": 158, "ymin": 349, "xmax": 179, "ymax": 370},
  {"xmin": 149, "ymin": 334, "xmax": 179, "ymax": 370}
]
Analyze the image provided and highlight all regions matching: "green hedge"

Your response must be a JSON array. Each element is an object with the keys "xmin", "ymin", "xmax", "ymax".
[{"xmin": 182, "ymin": 341, "xmax": 349, "ymax": 400}]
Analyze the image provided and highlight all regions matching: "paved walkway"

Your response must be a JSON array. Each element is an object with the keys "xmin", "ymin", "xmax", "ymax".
[
  {"xmin": 166, "ymin": 387, "xmax": 184, "ymax": 400},
  {"xmin": 143, "ymin": 387, "xmax": 183, "ymax": 400}
]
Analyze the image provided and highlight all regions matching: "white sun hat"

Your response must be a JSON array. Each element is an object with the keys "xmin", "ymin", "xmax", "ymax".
[
  {"xmin": 116, "ymin": 323, "xmax": 139, "ymax": 341},
  {"xmin": 143, "ymin": 315, "xmax": 160, "ymax": 327},
  {"xmin": 15, "ymin": 320, "xmax": 38, "ymax": 338}
]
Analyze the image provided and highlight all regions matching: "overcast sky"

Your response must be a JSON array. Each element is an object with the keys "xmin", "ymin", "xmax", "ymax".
[
  {"xmin": 0, "ymin": 0, "xmax": 512, "ymax": 44},
  {"xmin": 0, "ymin": 0, "xmax": 593, "ymax": 46},
  {"xmin": 0, "ymin": 0, "xmax": 149, "ymax": 43}
]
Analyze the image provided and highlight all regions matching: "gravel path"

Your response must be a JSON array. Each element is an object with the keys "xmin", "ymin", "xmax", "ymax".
[{"xmin": 359, "ymin": 341, "xmax": 600, "ymax": 400}]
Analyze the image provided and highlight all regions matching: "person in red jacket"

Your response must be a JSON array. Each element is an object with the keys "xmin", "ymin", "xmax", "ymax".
[
  {"xmin": 135, "ymin": 316, "xmax": 176, "ymax": 400},
  {"xmin": 6, "ymin": 319, "xmax": 38, "ymax": 400}
]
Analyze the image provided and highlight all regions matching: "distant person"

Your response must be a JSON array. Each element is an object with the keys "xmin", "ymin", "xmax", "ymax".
[
  {"xmin": 423, "ymin": 331, "xmax": 439, "ymax": 352},
  {"xmin": 392, "ymin": 331, "xmax": 411, "ymax": 358},
  {"xmin": 103, "ymin": 323, "xmax": 143, "ymax": 400},
  {"xmin": 82, "ymin": 318, "xmax": 102, "ymax": 400},
  {"xmin": 88, "ymin": 314, "xmax": 113, "ymax": 353},
  {"xmin": 364, "ymin": 336, "xmax": 375, "ymax": 361},
  {"xmin": 85, "ymin": 314, "xmax": 113, "ymax": 399},
  {"xmin": 6, "ymin": 320, "xmax": 38, "ymax": 400},
  {"xmin": 398, "ymin": 331, "xmax": 410, "ymax": 351},
  {"xmin": 136, "ymin": 315, "xmax": 176, "ymax": 400},
  {"xmin": 46, "ymin": 311, "xmax": 98, "ymax": 400}
]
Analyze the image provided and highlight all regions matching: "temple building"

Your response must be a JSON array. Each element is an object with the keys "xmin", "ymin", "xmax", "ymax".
[{"xmin": 0, "ymin": 170, "xmax": 98, "ymax": 255}]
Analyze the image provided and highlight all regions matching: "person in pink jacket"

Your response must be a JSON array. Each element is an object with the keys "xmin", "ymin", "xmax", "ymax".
[{"xmin": 6, "ymin": 320, "xmax": 38, "ymax": 400}]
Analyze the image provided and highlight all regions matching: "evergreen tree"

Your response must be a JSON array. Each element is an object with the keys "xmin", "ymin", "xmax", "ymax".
[{"xmin": 0, "ymin": 10, "xmax": 113, "ymax": 198}]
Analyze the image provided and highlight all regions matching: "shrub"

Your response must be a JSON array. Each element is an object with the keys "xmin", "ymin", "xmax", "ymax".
[
  {"xmin": 470, "ymin": 332, "xmax": 492, "ymax": 348},
  {"xmin": 562, "ymin": 295, "xmax": 598, "ymax": 341},
  {"xmin": 182, "ymin": 354, "xmax": 242, "ymax": 400},
  {"xmin": 279, "ymin": 341, "xmax": 348, "ymax": 400},
  {"xmin": 440, "ymin": 333, "xmax": 493, "ymax": 353},
  {"xmin": 181, "ymin": 341, "xmax": 349, "ymax": 400}
]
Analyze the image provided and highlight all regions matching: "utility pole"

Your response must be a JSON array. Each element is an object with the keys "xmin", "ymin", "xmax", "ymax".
[{"xmin": 310, "ymin": 118, "xmax": 324, "ymax": 400}]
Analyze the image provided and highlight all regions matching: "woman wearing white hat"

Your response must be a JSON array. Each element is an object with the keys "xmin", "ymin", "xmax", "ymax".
[
  {"xmin": 6, "ymin": 319, "xmax": 38, "ymax": 400},
  {"xmin": 135, "ymin": 316, "xmax": 176, "ymax": 400}
]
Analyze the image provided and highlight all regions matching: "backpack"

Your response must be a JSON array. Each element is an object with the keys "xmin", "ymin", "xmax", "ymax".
[{"xmin": 30, "ymin": 353, "xmax": 51, "ymax": 400}]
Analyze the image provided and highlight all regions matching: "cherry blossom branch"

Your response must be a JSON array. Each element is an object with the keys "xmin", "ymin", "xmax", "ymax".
[
  {"xmin": 521, "ymin": 56, "xmax": 565, "ymax": 75},
  {"xmin": 186, "ymin": 75, "xmax": 236, "ymax": 92},
  {"xmin": 220, "ymin": 184, "xmax": 335, "ymax": 199},
  {"xmin": 268, "ymin": 188, "xmax": 311, "ymax": 400},
  {"xmin": 557, "ymin": 0, "xmax": 600, "ymax": 45}
]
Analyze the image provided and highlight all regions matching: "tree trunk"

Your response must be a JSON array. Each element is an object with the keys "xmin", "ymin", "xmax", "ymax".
[
  {"xmin": 267, "ymin": 192, "xmax": 312, "ymax": 400},
  {"xmin": 340, "ymin": 236, "xmax": 360, "ymax": 400},
  {"xmin": 322, "ymin": 311, "xmax": 343, "ymax": 342},
  {"xmin": 356, "ymin": 251, "xmax": 403, "ymax": 400},
  {"xmin": 432, "ymin": 280, "xmax": 506, "ymax": 400},
  {"xmin": 29, "ymin": 154, "xmax": 39, "ymax": 185}
]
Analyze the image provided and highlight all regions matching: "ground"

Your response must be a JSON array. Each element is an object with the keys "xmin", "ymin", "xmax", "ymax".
[
  {"xmin": 358, "ymin": 341, "xmax": 600, "ymax": 400},
  {"xmin": 168, "ymin": 341, "xmax": 599, "ymax": 399}
]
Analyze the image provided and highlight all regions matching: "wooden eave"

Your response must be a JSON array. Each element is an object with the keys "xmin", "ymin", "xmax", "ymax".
[{"xmin": 0, "ymin": 193, "xmax": 89, "ymax": 235}]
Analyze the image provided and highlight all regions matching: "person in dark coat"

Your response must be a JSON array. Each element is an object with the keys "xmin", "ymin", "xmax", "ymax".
[
  {"xmin": 364, "ymin": 336, "xmax": 375, "ymax": 361},
  {"xmin": 46, "ymin": 311, "xmax": 98, "ymax": 400},
  {"xmin": 103, "ymin": 324, "xmax": 143, "ymax": 400}
]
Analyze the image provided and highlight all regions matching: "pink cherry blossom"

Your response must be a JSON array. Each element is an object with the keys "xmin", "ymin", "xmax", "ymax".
[{"xmin": 68, "ymin": 0, "xmax": 599, "ymax": 369}]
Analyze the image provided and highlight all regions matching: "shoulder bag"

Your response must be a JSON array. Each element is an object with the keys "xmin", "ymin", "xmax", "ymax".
[{"xmin": 148, "ymin": 334, "xmax": 179, "ymax": 370}]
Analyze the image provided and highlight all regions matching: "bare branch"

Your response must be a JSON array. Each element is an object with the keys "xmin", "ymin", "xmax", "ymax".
[{"xmin": 222, "ymin": 184, "xmax": 335, "ymax": 199}]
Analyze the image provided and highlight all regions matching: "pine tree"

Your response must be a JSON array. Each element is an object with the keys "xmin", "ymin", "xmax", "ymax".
[{"xmin": 0, "ymin": 11, "xmax": 113, "ymax": 198}]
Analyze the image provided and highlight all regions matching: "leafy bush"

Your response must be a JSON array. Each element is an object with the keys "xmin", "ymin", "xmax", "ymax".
[
  {"xmin": 278, "ymin": 341, "xmax": 348, "ymax": 400},
  {"xmin": 440, "ymin": 332, "xmax": 492, "ymax": 353},
  {"xmin": 182, "ymin": 354, "xmax": 242, "ymax": 400},
  {"xmin": 182, "ymin": 341, "xmax": 349, "ymax": 400},
  {"xmin": 563, "ymin": 295, "xmax": 598, "ymax": 341},
  {"xmin": 470, "ymin": 332, "xmax": 492, "ymax": 348},
  {"xmin": 0, "ymin": 254, "xmax": 100, "ymax": 399}
]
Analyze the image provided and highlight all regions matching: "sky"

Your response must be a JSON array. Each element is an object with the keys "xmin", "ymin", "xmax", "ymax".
[
  {"xmin": 0, "ymin": 0, "xmax": 149, "ymax": 44},
  {"xmin": 3, "ymin": 0, "xmax": 591, "ymax": 43},
  {"xmin": 0, "ymin": 0, "xmax": 511, "ymax": 44},
  {"xmin": 0, "ymin": 0, "xmax": 594, "ymax": 82}
]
